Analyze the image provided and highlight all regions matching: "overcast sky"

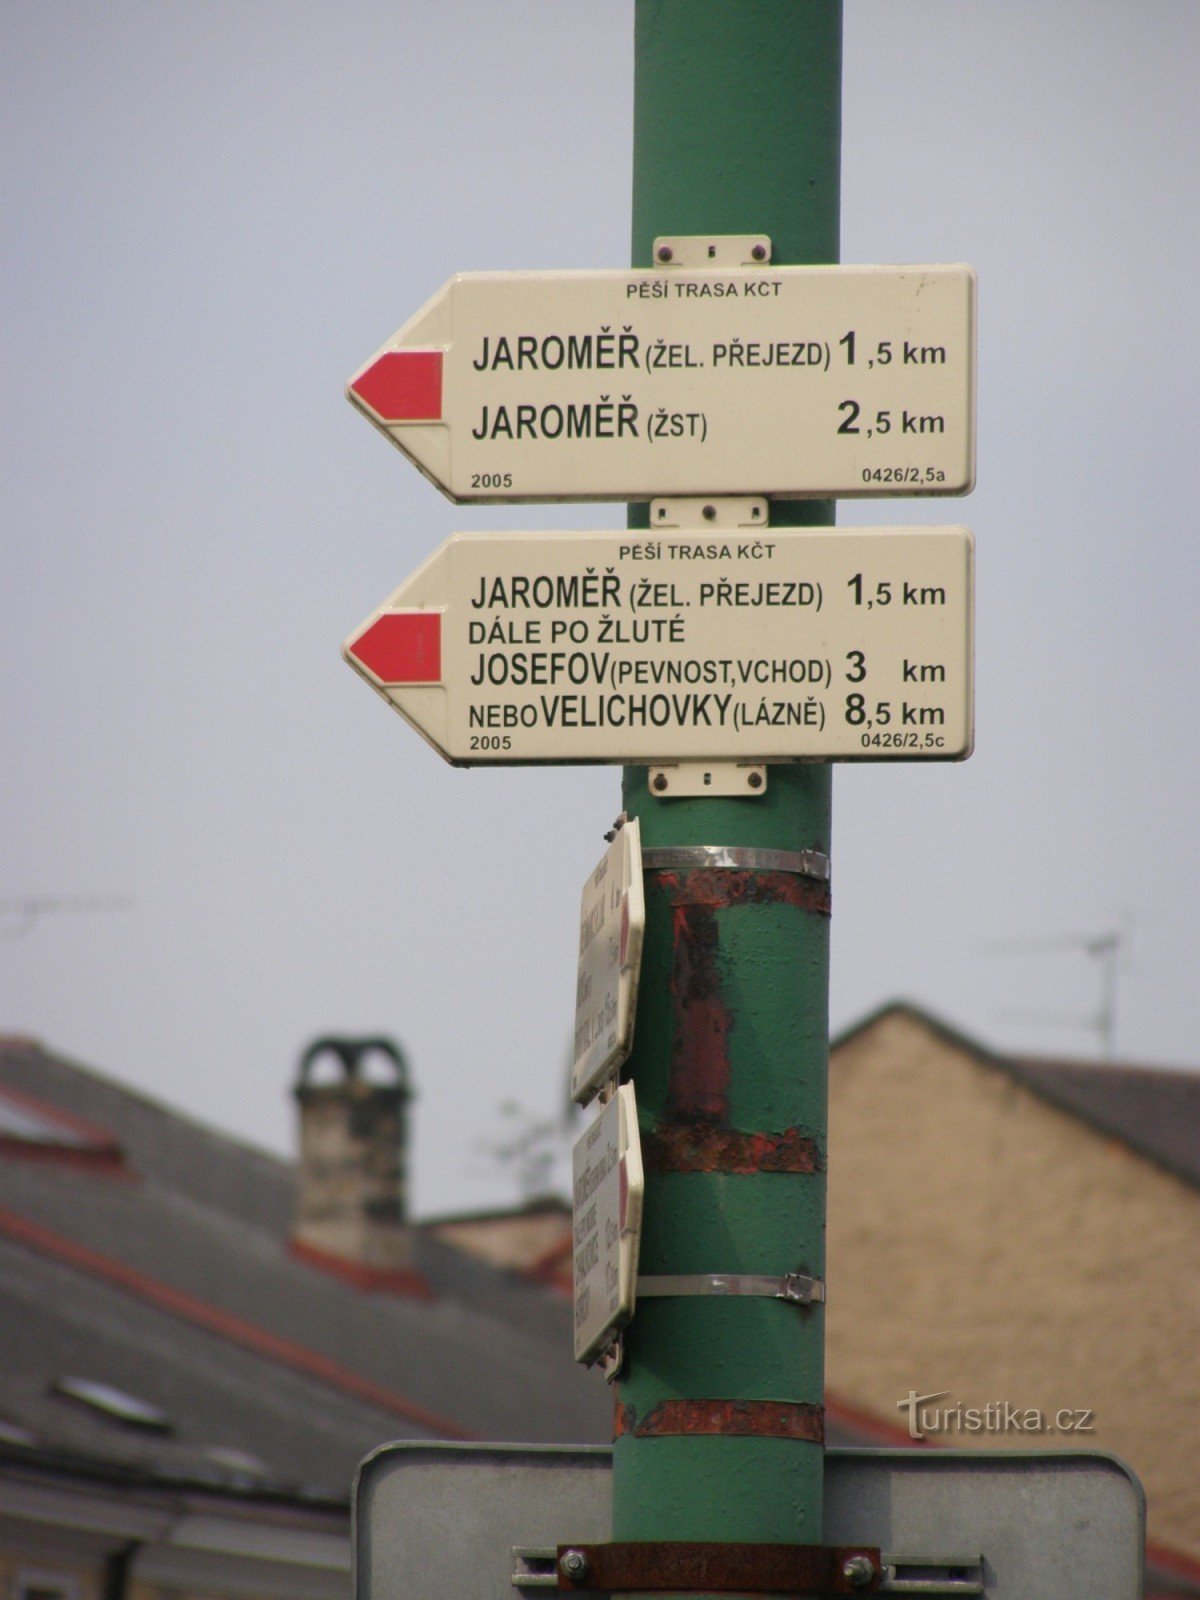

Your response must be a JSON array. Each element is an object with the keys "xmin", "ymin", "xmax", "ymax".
[{"xmin": 4, "ymin": 2, "xmax": 1197, "ymax": 1216}]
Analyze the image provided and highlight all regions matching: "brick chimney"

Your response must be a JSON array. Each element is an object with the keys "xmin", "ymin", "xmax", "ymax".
[{"xmin": 291, "ymin": 1036, "xmax": 415, "ymax": 1279}]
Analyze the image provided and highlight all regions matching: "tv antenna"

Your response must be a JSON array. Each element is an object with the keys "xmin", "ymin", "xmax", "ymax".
[
  {"xmin": 0, "ymin": 894, "xmax": 134, "ymax": 941},
  {"xmin": 481, "ymin": 1099, "xmax": 565, "ymax": 1203},
  {"xmin": 988, "ymin": 924, "xmax": 1128, "ymax": 1058}
]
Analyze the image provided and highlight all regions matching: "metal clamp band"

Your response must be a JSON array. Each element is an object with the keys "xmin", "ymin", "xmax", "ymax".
[
  {"xmin": 637, "ymin": 1272, "xmax": 825, "ymax": 1305},
  {"xmin": 516, "ymin": 1548, "xmax": 977, "ymax": 1595},
  {"xmin": 641, "ymin": 846, "xmax": 830, "ymax": 881},
  {"xmin": 555, "ymin": 1541, "xmax": 881, "ymax": 1595}
]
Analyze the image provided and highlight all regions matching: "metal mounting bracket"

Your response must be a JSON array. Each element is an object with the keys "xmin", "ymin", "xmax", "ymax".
[
  {"xmin": 513, "ymin": 1548, "xmax": 983, "ymax": 1596},
  {"xmin": 553, "ymin": 1541, "xmax": 883, "ymax": 1594},
  {"xmin": 652, "ymin": 234, "xmax": 773, "ymax": 269},
  {"xmin": 881, "ymin": 1556, "xmax": 984, "ymax": 1595},
  {"xmin": 637, "ymin": 1272, "xmax": 825, "ymax": 1306},
  {"xmin": 649, "ymin": 496, "xmax": 768, "ymax": 530},
  {"xmin": 647, "ymin": 762, "xmax": 767, "ymax": 799},
  {"xmin": 597, "ymin": 1332, "xmax": 624, "ymax": 1384}
]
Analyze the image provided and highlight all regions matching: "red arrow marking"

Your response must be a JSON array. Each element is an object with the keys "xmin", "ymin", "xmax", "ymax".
[
  {"xmin": 349, "ymin": 350, "xmax": 443, "ymax": 421},
  {"xmin": 347, "ymin": 612, "xmax": 441, "ymax": 684}
]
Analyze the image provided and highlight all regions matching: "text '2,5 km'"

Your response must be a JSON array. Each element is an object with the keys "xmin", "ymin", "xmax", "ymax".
[{"xmin": 347, "ymin": 264, "xmax": 975, "ymax": 502}]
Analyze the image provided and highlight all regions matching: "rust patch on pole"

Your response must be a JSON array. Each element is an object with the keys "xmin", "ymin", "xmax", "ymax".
[
  {"xmin": 643, "ymin": 1123, "xmax": 822, "ymax": 1174},
  {"xmin": 666, "ymin": 898, "xmax": 730, "ymax": 1121},
  {"xmin": 615, "ymin": 1397, "xmax": 824, "ymax": 1443},
  {"xmin": 648, "ymin": 867, "xmax": 831, "ymax": 917},
  {"xmin": 653, "ymin": 868, "xmax": 830, "ymax": 1127}
]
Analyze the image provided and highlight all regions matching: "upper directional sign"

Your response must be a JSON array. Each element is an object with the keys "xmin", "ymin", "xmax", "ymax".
[
  {"xmin": 347, "ymin": 263, "xmax": 975, "ymax": 502},
  {"xmin": 572, "ymin": 820, "xmax": 645, "ymax": 1106},
  {"xmin": 343, "ymin": 524, "xmax": 974, "ymax": 765}
]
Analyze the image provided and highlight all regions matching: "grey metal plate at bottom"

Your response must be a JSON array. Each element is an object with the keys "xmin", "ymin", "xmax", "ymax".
[{"xmin": 354, "ymin": 1444, "xmax": 1143, "ymax": 1600}]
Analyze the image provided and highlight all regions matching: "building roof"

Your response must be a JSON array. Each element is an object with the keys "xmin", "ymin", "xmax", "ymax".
[
  {"xmin": 6, "ymin": 1011, "xmax": 1197, "ymax": 1591},
  {"xmin": 1005, "ymin": 1053, "xmax": 1200, "ymax": 1191},
  {"xmin": 0, "ymin": 1034, "xmax": 608, "ymax": 1507},
  {"xmin": 835, "ymin": 1001, "xmax": 1200, "ymax": 1192},
  {"xmin": 829, "ymin": 1001, "xmax": 1200, "ymax": 1598}
]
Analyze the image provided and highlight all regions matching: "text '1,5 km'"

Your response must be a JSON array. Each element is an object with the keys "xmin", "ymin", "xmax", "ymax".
[
  {"xmin": 343, "ymin": 526, "xmax": 975, "ymax": 765},
  {"xmin": 347, "ymin": 264, "xmax": 975, "ymax": 502}
]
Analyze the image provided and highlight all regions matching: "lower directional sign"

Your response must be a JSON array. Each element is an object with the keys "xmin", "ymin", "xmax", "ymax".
[
  {"xmin": 572, "ymin": 1083, "xmax": 644, "ymax": 1365},
  {"xmin": 344, "ymin": 526, "xmax": 973, "ymax": 765}
]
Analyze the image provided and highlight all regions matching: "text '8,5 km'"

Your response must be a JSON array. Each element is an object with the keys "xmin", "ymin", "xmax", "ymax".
[{"xmin": 343, "ymin": 527, "xmax": 974, "ymax": 766}]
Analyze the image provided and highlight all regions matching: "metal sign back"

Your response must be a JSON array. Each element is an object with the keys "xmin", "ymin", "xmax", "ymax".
[
  {"xmin": 353, "ymin": 1444, "xmax": 1144, "ymax": 1600},
  {"xmin": 572, "ymin": 1083, "xmax": 644, "ymax": 1364},
  {"xmin": 343, "ymin": 526, "xmax": 974, "ymax": 767},
  {"xmin": 572, "ymin": 821, "xmax": 645, "ymax": 1104},
  {"xmin": 347, "ymin": 263, "xmax": 975, "ymax": 502}
]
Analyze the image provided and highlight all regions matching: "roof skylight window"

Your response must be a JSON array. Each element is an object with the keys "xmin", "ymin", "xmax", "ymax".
[
  {"xmin": 0, "ymin": 1085, "xmax": 124, "ymax": 1173},
  {"xmin": 202, "ymin": 1444, "xmax": 269, "ymax": 1479},
  {"xmin": 50, "ymin": 1377, "xmax": 172, "ymax": 1433}
]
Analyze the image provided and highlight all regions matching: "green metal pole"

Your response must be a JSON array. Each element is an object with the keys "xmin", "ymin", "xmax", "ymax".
[{"xmin": 615, "ymin": 0, "xmax": 842, "ymax": 1553}]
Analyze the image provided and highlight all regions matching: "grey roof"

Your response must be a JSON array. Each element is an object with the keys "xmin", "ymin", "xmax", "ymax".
[
  {"xmin": 0, "ymin": 1032, "xmax": 296, "ymax": 1231},
  {"xmin": 9, "ymin": 1011, "xmax": 1196, "ymax": 1539},
  {"xmin": 0, "ymin": 1036, "xmax": 608, "ymax": 1505},
  {"xmin": 834, "ymin": 1001, "xmax": 1200, "ymax": 1191},
  {"xmin": 1006, "ymin": 1053, "xmax": 1200, "ymax": 1191}
]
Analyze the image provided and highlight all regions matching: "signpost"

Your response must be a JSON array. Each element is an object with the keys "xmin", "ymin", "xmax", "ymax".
[
  {"xmin": 572, "ymin": 822, "xmax": 645, "ymax": 1106},
  {"xmin": 339, "ymin": 7, "xmax": 1131, "ymax": 1596},
  {"xmin": 343, "ymin": 525, "xmax": 974, "ymax": 765},
  {"xmin": 347, "ymin": 263, "xmax": 975, "ymax": 502},
  {"xmin": 571, "ymin": 1084, "xmax": 644, "ymax": 1365}
]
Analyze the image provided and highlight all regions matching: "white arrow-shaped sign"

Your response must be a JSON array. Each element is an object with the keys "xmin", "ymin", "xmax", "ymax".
[
  {"xmin": 573, "ymin": 1082, "xmax": 644, "ymax": 1365},
  {"xmin": 573, "ymin": 819, "xmax": 645, "ymax": 1106},
  {"xmin": 347, "ymin": 264, "xmax": 975, "ymax": 503},
  {"xmin": 343, "ymin": 525, "xmax": 974, "ymax": 765}
]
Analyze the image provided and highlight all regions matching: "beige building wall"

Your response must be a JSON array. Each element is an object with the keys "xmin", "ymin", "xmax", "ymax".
[
  {"xmin": 826, "ymin": 1007, "xmax": 1200, "ymax": 1562},
  {"xmin": 429, "ymin": 1206, "xmax": 571, "ymax": 1273}
]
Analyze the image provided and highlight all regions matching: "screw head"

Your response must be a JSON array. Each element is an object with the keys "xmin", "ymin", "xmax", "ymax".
[
  {"xmin": 841, "ymin": 1554, "xmax": 876, "ymax": 1589},
  {"xmin": 751, "ymin": 243, "xmax": 768, "ymax": 261},
  {"xmin": 651, "ymin": 773, "xmax": 669, "ymax": 793},
  {"xmin": 747, "ymin": 771, "xmax": 764, "ymax": 790},
  {"xmin": 560, "ymin": 1550, "xmax": 589, "ymax": 1582},
  {"xmin": 657, "ymin": 244, "xmax": 673, "ymax": 262},
  {"xmin": 702, "ymin": 503, "xmax": 717, "ymax": 521}
]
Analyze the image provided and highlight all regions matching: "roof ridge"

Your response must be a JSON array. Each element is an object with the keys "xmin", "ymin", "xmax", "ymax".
[
  {"xmin": 833, "ymin": 999, "xmax": 1199, "ymax": 1077},
  {"xmin": 835, "ymin": 1001, "xmax": 1200, "ymax": 1192},
  {"xmin": 1009, "ymin": 1051, "xmax": 1200, "ymax": 1080}
]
